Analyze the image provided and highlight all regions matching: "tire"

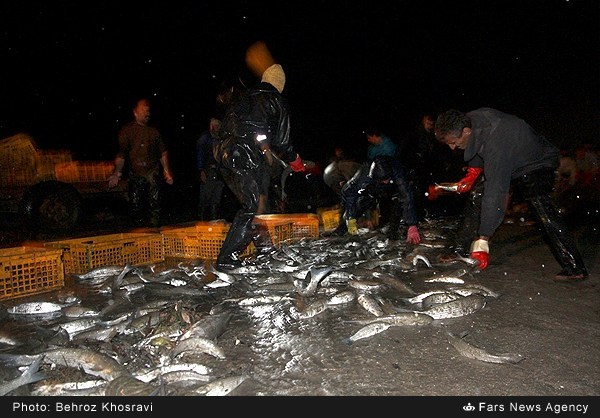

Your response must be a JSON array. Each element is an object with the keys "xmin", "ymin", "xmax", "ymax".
[{"xmin": 20, "ymin": 181, "xmax": 83, "ymax": 233}]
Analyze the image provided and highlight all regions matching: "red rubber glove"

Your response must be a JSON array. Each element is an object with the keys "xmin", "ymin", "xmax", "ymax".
[
  {"xmin": 427, "ymin": 184, "xmax": 441, "ymax": 201},
  {"xmin": 470, "ymin": 238, "xmax": 489, "ymax": 269},
  {"xmin": 457, "ymin": 167, "xmax": 483, "ymax": 193},
  {"xmin": 289, "ymin": 154, "xmax": 306, "ymax": 172},
  {"xmin": 406, "ymin": 225, "xmax": 421, "ymax": 245}
]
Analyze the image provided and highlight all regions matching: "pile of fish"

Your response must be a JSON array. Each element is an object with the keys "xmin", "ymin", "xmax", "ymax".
[{"xmin": 0, "ymin": 218, "xmax": 523, "ymax": 396}]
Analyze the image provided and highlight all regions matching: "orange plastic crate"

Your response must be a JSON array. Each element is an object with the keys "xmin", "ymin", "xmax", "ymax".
[
  {"xmin": 320, "ymin": 208, "xmax": 341, "ymax": 231},
  {"xmin": 0, "ymin": 246, "xmax": 65, "ymax": 301},
  {"xmin": 254, "ymin": 213, "xmax": 319, "ymax": 240},
  {"xmin": 253, "ymin": 216, "xmax": 294, "ymax": 247},
  {"xmin": 161, "ymin": 221, "xmax": 254, "ymax": 260},
  {"xmin": 45, "ymin": 233, "xmax": 164, "ymax": 275},
  {"xmin": 55, "ymin": 161, "xmax": 114, "ymax": 183}
]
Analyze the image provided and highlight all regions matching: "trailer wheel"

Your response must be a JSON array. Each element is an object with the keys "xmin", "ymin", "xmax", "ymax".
[{"xmin": 20, "ymin": 181, "xmax": 83, "ymax": 232}]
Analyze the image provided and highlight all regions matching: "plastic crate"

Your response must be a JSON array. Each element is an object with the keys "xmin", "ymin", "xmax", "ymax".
[
  {"xmin": 254, "ymin": 213, "xmax": 319, "ymax": 240},
  {"xmin": 0, "ymin": 246, "xmax": 65, "ymax": 301},
  {"xmin": 161, "ymin": 221, "xmax": 255, "ymax": 260},
  {"xmin": 55, "ymin": 161, "xmax": 115, "ymax": 183},
  {"xmin": 45, "ymin": 233, "xmax": 164, "ymax": 275},
  {"xmin": 0, "ymin": 134, "xmax": 40, "ymax": 186},
  {"xmin": 253, "ymin": 216, "xmax": 294, "ymax": 247},
  {"xmin": 319, "ymin": 208, "xmax": 341, "ymax": 231}
]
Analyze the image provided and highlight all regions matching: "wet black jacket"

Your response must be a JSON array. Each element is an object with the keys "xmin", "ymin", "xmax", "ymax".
[
  {"xmin": 464, "ymin": 108, "xmax": 560, "ymax": 237},
  {"xmin": 215, "ymin": 82, "xmax": 297, "ymax": 170},
  {"xmin": 341, "ymin": 156, "xmax": 418, "ymax": 226}
]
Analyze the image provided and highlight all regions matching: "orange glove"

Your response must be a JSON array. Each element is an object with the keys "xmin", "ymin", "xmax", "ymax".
[
  {"xmin": 457, "ymin": 167, "xmax": 483, "ymax": 193},
  {"xmin": 289, "ymin": 154, "xmax": 306, "ymax": 172},
  {"xmin": 470, "ymin": 238, "xmax": 489, "ymax": 269}
]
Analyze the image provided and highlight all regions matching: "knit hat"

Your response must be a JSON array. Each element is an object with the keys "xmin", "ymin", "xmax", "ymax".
[{"xmin": 261, "ymin": 64, "xmax": 286, "ymax": 93}]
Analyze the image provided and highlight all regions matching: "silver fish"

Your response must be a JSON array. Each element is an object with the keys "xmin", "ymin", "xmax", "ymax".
[
  {"xmin": 30, "ymin": 379, "xmax": 106, "ymax": 396},
  {"xmin": 0, "ymin": 355, "xmax": 46, "ymax": 396},
  {"xmin": 62, "ymin": 305, "xmax": 100, "ymax": 318},
  {"xmin": 402, "ymin": 290, "xmax": 448, "ymax": 304},
  {"xmin": 424, "ymin": 276, "xmax": 465, "ymax": 284},
  {"xmin": 326, "ymin": 290, "xmax": 356, "ymax": 306},
  {"xmin": 171, "ymin": 336, "xmax": 226, "ymax": 360},
  {"xmin": 357, "ymin": 293, "xmax": 385, "ymax": 317},
  {"xmin": 7, "ymin": 302, "xmax": 63, "ymax": 315},
  {"xmin": 179, "ymin": 311, "xmax": 233, "ymax": 341},
  {"xmin": 74, "ymin": 265, "xmax": 125, "ymax": 280},
  {"xmin": 347, "ymin": 312, "xmax": 434, "ymax": 326},
  {"xmin": 0, "ymin": 348, "xmax": 129, "ymax": 382},
  {"xmin": 371, "ymin": 272, "xmax": 416, "ymax": 295},
  {"xmin": 421, "ymin": 294, "xmax": 487, "ymax": 319},
  {"xmin": 453, "ymin": 253, "xmax": 481, "ymax": 267},
  {"xmin": 346, "ymin": 322, "xmax": 391, "ymax": 344},
  {"xmin": 422, "ymin": 291, "xmax": 463, "ymax": 309},
  {"xmin": 349, "ymin": 277, "xmax": 386, "ymax": 293},
  {"xmin": 236, "ymin": 295, "xmax": 294, "ymax": 307},
  {"xmin": 291, "ymin": 298, "xmax": 329, "ymax": 319},
  {"xmin": 296, "ymin": 265, "xmax": 333, "ymax": 296},
  {"xmin": 199, "ymin": 374, "xmax": 247, "ymax": 396},
  {"xmin": 412, "ymin": 254, "xmax": 432, "ymax": 268},
  {"xmin": 447, "ymin": 284, "xmax": 501, "ymax": 299},
  {"xmin": 447, "ymin": 332, "xmax": 525, "ymax": 364},
  {"xmin": 134, "ymin": 363, "xmax": 212, "ymax": 382}
]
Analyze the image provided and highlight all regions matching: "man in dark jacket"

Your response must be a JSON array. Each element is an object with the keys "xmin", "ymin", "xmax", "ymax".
[
  {"xmin": 214, "ymin": 62, "xmax": 306, "ymax": 271},
  {"xmin": 435, "ymin": 108, "xmax": 588, "ymax": 282},
  {"xmin": 331, "ymin": 155, "xmax": 421, "ymax": 244}
]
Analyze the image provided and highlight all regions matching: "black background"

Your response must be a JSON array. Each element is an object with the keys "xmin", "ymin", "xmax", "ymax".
[{"xmin": 1, "ymin": 0, "xmax": 598, "ymax": 174}]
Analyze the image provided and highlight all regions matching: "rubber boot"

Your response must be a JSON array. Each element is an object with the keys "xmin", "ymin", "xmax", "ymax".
[
  {"xmin": 216, "ymin": 211, "xmax": 255, "ymax": 271},
  {"xmin": 529, "ymin": 195, "xmax": 588, "ymax": 279}
]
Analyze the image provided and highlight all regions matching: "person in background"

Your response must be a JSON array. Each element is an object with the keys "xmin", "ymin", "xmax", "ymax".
[
  {"xmin": 365, "ymin": 128, "xmax": 397, "ymax": 161},
  {"xmin": 196, "ymin": 117, "xmax": 224, "ymax": 220},
  {"xmin": 434, "ymin": 108, "xmax": 588, "ymax": 282},
  {"xmin": 397, "ymin": 113, "xmax": 455, "ymax": 220},
  {"xmin": 323, "ymin": 145, "xmax": 362, "ymax": 198},
  {"xmin": 330, "ymin": 155, "xmax": 420, "ymax": 244},
  {"xmin": 364, "ymin": 128, "xmax": 398, "ymax": 226},
  {"xmin": 108, "ymin": 98, "xmax": 173, "ymax": 228},
  {"xmin": 213, "ymin": 42, "xmax": 306, "ymax": 271}
]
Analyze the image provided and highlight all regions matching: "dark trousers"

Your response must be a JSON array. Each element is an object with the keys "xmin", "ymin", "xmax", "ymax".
[
  {"xmin": 129, "ymin": 172, "xmax": 162, "ymax": 227},
  {"xmin": 217, "ymin": 164, "xmax": 273, "ymax": 266},
  {"xmin": 453, "ymin": 168, "xmax": 587, "ymax": 274}
]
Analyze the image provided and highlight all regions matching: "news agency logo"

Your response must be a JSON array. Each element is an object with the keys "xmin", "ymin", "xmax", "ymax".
[{"xmin": 463, "ymin": 403, "xmax": 476, "ymax": 412}]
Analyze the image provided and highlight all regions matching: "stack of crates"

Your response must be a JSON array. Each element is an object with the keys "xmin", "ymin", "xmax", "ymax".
[
  {"xmin": 0, "ymin": 246, "xmax": 64, "ymax": 301},
  {"xmin": 254, "ymin": 213, "xmax": 319, "ymax": 241},
  {"xmin": 44, "ymin": 232, "xmax": 164, "ymax": 275},
  {"xmin": 161, "ymin": 221, "xmax": 256, "ymax": 260}
]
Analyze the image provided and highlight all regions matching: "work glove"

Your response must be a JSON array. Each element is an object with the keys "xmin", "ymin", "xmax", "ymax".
[
  {"xmin": 470, "ymin": 238, "xmax": 489, "ymax": 269},
  {"xmin": 289, "ymin": 154, "xmax": 306, "ymax": 172},
  {"xmin": 406, "ymin": 225, "xmax": 421, "ymax": 245},
  {"xmin": 456, "ymin": 167, "xmax": 483, "ymax": 193},
  {"xmin": 427, "ymin": 184, "xmax": 441, "ymax": 201},
  {"xmin": 346, "ymin": 218, "xmax": 358, "ymax": 235}
]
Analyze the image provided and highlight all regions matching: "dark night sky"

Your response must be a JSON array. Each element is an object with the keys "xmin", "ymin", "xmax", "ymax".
[{"xmin": 0, "ymin": 0, "xmax": 598, "ymax": 176}]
